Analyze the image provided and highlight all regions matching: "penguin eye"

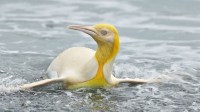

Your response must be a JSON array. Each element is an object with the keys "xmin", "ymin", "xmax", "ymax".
[{"xmin": 100, "ymin": 30, "xmax": 107, "ymax": 36}]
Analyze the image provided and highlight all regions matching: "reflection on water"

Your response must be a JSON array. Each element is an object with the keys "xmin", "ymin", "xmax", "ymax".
[{"xmin": 0, "ymin": 0, "xmax": 200, "ymax": 111}]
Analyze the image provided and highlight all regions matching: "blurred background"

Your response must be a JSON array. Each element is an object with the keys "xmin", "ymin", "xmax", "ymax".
[{"xmin": 0, "ymin": 0, "xmax": 200, "ymax": 111}]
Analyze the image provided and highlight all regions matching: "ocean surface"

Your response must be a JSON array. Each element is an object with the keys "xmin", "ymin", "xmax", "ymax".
[{"xmin": 0, "ymin": 0, "xmax": 200, "ymax": 111}]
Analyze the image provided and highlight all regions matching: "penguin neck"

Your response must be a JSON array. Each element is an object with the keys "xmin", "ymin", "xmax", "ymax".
[
  {"xmin": 94, "ymin": 36, "xmax": 120, "ymax": 79},
  {"xmin": 93, "ymin": 42, "xmax": 116, "ymax": 84},
  {"xmin": 95, "ymin": 42, "xmax": 116, "ymax": 66}
]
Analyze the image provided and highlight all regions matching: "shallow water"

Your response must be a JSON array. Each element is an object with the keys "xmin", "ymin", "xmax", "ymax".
[{"xmin": 0, "ymin": 0, "xmax": 200, "ymax": 111}]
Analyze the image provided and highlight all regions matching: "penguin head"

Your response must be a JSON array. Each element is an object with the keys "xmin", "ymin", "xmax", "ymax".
[
  {"xmin": 68, "ymin": 23, "xmax": 119, "ymax": 46},
  {"xmin": 68, "ymin": 23, "xmax": 120, "ymax": 62}
]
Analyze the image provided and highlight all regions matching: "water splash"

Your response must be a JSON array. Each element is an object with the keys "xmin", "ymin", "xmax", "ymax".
[
  {"xmin": 0, "ymin": 76, "xmax": 26, "ymax": 93},
  {"xmin": 0, "ymin": 85, "xmax": 21, "ymax": 93}
]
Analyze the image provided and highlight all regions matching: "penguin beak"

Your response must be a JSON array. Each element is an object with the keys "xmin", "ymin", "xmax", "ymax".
[{"xmin": 68, "ymin": 25, "xmax": 98, "ymax": 37}]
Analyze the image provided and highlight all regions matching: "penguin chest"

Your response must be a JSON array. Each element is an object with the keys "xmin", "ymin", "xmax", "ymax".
[{"xmin": 66, "ymin": 66, "xmax": 110, "ymax": 89}]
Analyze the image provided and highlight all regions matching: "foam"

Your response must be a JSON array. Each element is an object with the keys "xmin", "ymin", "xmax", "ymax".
[{"xmin": 0, "ymin": 76, "xmax": 27, "ymax": 93}]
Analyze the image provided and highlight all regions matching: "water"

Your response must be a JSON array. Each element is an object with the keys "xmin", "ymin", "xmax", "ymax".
[{"xmin": 0, "ymin": 0, "xmax": 200, "ymax": 111}]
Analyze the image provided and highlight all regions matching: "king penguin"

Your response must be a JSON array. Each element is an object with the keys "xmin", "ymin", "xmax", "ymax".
[{"xmin": 21, "ymin": 23, "xmax": 151, "ymax": 89}]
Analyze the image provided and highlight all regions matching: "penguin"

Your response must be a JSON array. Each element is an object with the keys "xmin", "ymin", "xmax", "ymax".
[{"xmin": 21, "ymin": 23, "xmax": 151, "ymax": 89}]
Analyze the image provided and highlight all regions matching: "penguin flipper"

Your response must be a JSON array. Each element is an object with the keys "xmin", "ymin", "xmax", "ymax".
[
  {"xmin": 117, "ymin": 78, "xmax": 158, "ymax": 85},
  {"xmin": 118, "ymin": 78, "xmax": 151, "ymax": 85},
  {"xmin": 20, "ymin": 78, "xmax": 64, "ymax": 89}
]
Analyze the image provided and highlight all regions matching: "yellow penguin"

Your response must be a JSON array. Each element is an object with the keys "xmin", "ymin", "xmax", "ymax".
[{"xmin": 21, "ymin": 23, "xmax": 151, "ymax": 89}]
